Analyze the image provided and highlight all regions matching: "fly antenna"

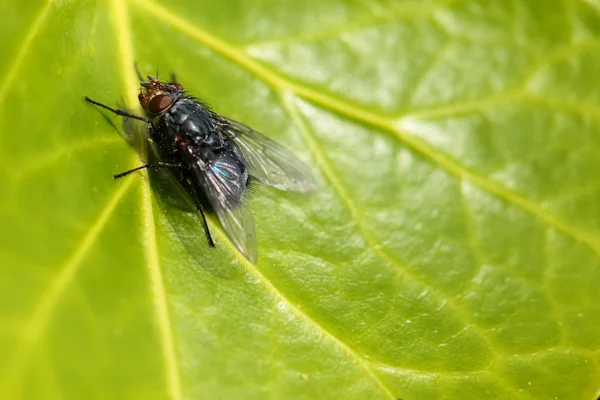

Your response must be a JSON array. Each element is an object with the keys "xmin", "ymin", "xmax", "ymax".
[{"xmin": 134, "ymin": 62, "xmax": 143, "ymax": 81}]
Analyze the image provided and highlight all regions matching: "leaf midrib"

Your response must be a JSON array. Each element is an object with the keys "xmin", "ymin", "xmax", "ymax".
[{"xmin": 111, "ymin": 0, "xmax": 184, "ymax": 398}]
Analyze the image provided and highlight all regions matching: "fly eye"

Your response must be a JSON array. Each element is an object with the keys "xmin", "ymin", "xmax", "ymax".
[{"xmin": 148, "ymin": 94, "xmax": 173, "ymax": 113}]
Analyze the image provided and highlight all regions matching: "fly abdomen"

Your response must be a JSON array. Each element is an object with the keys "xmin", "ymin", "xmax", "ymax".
[{"xmin": 175, "ymin": 135, "xmax": 249, "ymax": 209}]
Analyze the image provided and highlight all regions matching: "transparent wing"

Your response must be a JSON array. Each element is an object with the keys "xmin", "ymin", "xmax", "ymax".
[
  {"xmin": 214, "ymin": 199, "xmax": 257, "ymax": 263},
  {"xmin": 190, "ymin": 155, "xmax": 258, "ymax": 263},
  {"xmin": 218, "ymin": 116, "xmax": 317, "ymax": 192}
]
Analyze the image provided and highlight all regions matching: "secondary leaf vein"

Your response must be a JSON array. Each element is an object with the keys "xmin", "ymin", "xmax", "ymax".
[
  {"xmin": 0, "ymin": 0, "xmax": 56, "ymax": 107},
  {"xmin": 7, "ymin": 177, "xmax": 135, "ymax": 395},
  {"xmin": 204, "ymin": 216, "xmax": 398, "ymax": 400},
  {"xmin": 282, "ymin": 93, "xmax": 499, "ymax": 362},
  {"xmin": 131, "ymin": 0, "xmax": 600, "ymax": 257}
]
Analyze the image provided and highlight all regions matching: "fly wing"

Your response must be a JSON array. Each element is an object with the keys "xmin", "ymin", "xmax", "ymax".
[
  {"xmin": 218, "ymin": 116, "xmax": 317, "ymax": 192},
  {"xmin": 190, "ymin": 151, "xmax": 258, "ymax": 263},
  {"xmin": 214, "ymin": 198, "xmax": 257, "ymax": 263}
]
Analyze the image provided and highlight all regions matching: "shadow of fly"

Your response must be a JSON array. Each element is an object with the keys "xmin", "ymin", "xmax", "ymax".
[{"xmin": 85, "ymin": 68, "xmax": 316, "ymax": 263}]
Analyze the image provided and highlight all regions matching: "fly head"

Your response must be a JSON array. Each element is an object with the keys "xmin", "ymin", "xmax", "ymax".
[{"xmin": 138, "ymin": 75, "xmax": 185, "ymax": 117}]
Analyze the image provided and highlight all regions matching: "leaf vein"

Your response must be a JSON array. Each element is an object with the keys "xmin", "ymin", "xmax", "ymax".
[
  {"xmin": 111, "ymin": 0, "xmax": 183, "ymax": 398},
  {"xmin": 243, "ymin": 0, "xmax": 460, "ymax": 50},
  {"xmin": 11, "ymin": 137, "xmax": 123, "ymax": 182},
  {"xmin": 131, "ymin": 0, "xmax": 600, "ymax": 258},
  {"xmin": 6, "ymin": 177, "xmax": 135, "ymax": 395},
  {"xmin": 204, "ymin": 214, "xmax": 398, "ymax": 400},
  {"xmin": 0, "ymin": 0, "xmax": 55, "ymax": 107},
  {"xmin": 140, "ymin": 177, "xmax": 183, "ymax": 400},
  {"xmin": 282, "ymin": 94, "xmax": 500, "ymax": 364}
]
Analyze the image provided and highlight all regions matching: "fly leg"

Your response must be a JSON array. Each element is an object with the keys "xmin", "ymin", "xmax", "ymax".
[
  {"xmin": 113, "ymin": 163, "xmax": 182, "ymax": 179},
  {"xmin": 84, "ymin": 96, "xmax": 159, "ymax": 134},
  {"xmin": 85, "ymin": 97, "xmax": 149, "ymax": 123},
  {"xmin": 189, "ymin": 183, "xmax": 216, "ymax": 248}
]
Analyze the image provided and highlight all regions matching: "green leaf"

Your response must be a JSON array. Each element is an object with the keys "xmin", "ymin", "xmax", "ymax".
[{"xmin": 1, "ymin": 0, "xmax": 599, "ymax": 398}]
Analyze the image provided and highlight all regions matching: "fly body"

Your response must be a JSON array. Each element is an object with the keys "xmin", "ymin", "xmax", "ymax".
[{"xmin": 85, "ymin": 73, "xmax": 316, "ymax": 263}]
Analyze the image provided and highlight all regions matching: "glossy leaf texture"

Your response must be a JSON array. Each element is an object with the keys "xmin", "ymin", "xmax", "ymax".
[{"xmin": 1, "ymin": 0, "xmax": 600, "ymax": 399}]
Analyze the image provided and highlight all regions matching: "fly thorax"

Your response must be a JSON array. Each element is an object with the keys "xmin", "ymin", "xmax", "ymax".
[{"xmin": 181, "ymin": 118, "xmax": 206, "ymax": 140}]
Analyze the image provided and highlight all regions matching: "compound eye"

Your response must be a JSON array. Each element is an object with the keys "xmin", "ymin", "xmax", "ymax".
[{"xmin": 148, "ymin": 94, "xmax": 173, "ymax": 113}]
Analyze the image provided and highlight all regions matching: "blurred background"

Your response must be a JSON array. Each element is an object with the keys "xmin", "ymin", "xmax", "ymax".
[{"xmin": 1, "ymin": 0, "xmax": 599, "ymax": 399}]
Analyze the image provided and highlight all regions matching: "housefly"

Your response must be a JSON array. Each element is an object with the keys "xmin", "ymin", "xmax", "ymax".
[{"xmin": 85, "ymin": 73, "xmax": 316, "ymax": 263}]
